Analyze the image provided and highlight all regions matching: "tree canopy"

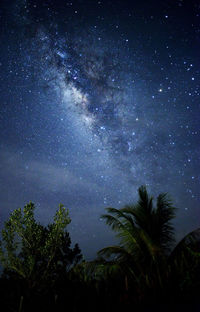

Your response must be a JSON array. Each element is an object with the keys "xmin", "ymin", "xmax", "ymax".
[
  {"xmin": 0, "ymin": 202, "xmax": 82, "ymax": 290},
  {"xmin": 98, "ymin": 185, "xmax": 176, "ymax": 261},
  {"xmin": 0, "ymin": 189, "xmax": 199, "ymax": 311}
]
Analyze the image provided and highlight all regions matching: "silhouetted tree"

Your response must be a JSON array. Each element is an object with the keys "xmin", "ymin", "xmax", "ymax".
[
  {"xmin": 0, "ymin": 202, "xmax": 82, "ymax": 311},
  {"xmin": 95, "ymin": 186, "xmax": 200, "ymax": 307},
  {"xmin": 96, "ymin": 186, "xmax": 176, "ymax": 303}
]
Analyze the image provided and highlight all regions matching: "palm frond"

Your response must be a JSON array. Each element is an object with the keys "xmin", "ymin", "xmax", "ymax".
[
  {"xmin": 121, "ymin": 186, "xmax": 154, "ymax": 233},
  {"xmin": 156, "ymin": 193, "xmax": 176, "ymax": 216},
  {"xmin": 155, "ymin": 193, "xmax": 176, "ymax": 251},
  {"xmin": 101, "ymin": 208, "xmax": 142, "ymax": 250},
  {"xmin": 139, "ymin": 229, "xmax": 162, "ymax": 261},
  {"xmin": 100, "ymin": 213, "xmax": 124, "ymax": 232},
  {"xmin": 120, "ymin": 205, "xmax": 138, "ymax": 221},
  {"xmin": 137, "ymin": 185, "xmax": 153, "ymax": 214},
  {"xmin": 106, "ymin": 207, "xmax": 135, "ymax": 228}
]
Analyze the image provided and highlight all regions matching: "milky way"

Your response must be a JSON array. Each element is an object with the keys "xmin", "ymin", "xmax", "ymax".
[{"xmin": 0, "ymin": 0, "xmax": 200, "ymax": 259}]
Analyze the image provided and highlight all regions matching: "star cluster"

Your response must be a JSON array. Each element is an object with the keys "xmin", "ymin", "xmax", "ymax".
[{"xmin": 0, "ymin": 0, "xmax": 200, "ymax": 258}]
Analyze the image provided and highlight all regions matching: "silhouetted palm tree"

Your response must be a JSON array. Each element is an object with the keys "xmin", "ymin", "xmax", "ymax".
[
  {"xmin": 97, "ymin": 185, "xmax": 176, "ymax": 297},
  {"xmin": 99, "ymin": 185, "xmax": 175, "ymax": 258}
]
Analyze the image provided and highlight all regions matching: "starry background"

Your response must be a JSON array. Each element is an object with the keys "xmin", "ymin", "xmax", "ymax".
[{"xmin": 0, "ymin": 0, "xmax": 200, "ymax": 259}]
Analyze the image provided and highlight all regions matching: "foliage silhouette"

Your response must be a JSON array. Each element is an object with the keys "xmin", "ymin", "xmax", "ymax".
[
  {"xmin": 0, "ymin": 202, "xmax": 82, "ymax": 311},
  {"xmin": 0, "ymin": 189, "xmax": 200, "ymax": 311},
  {"xmin": 92, "ymin": 185, "xmax": 200, "ymax": 306}
]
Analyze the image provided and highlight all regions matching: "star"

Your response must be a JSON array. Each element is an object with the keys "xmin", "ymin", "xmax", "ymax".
[{"xmin": 0, "ymin": 0, "xmax": 199, "ymax": 261}]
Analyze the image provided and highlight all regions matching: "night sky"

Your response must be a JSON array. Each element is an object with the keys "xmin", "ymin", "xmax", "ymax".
[{"xmin": 0, "ymin": 0, "xmax": 200, "ymax": 259}]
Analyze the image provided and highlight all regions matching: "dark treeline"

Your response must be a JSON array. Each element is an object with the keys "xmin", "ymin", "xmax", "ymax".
[{"xmin": 0, "ymin": 186, "xmax": 200, "ymax": 311}]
